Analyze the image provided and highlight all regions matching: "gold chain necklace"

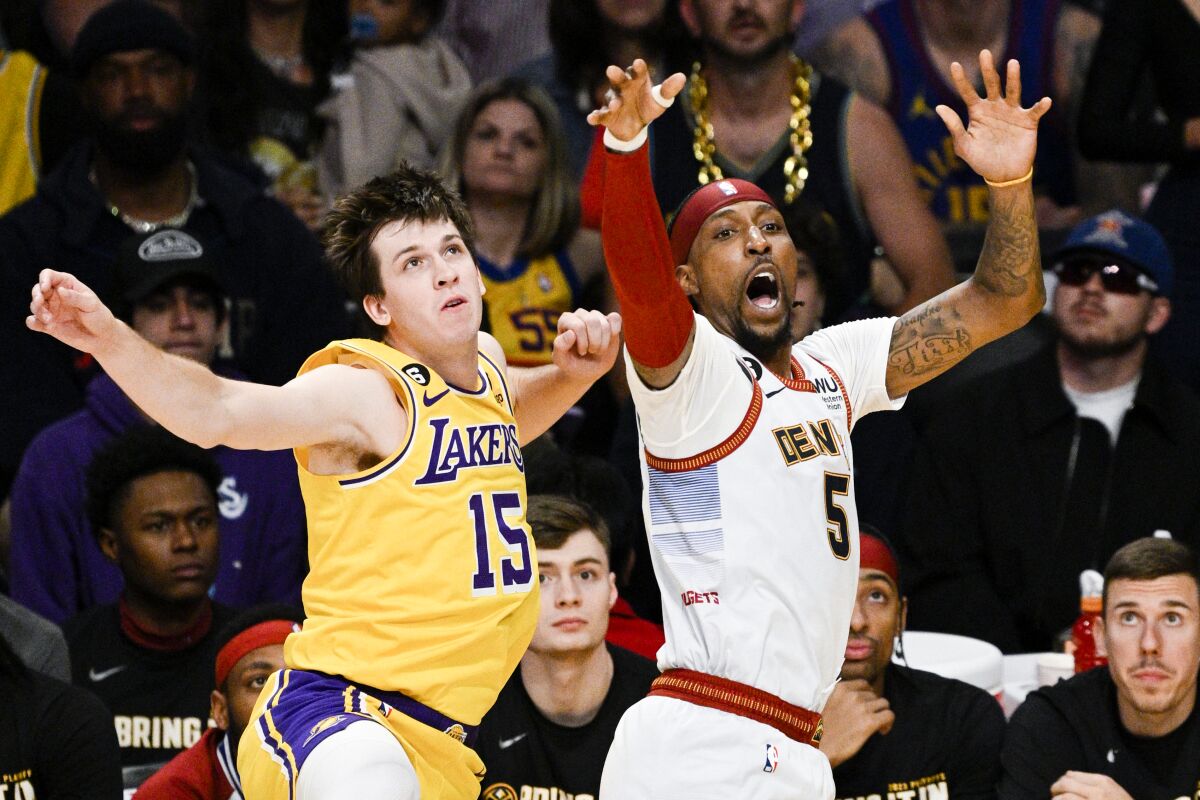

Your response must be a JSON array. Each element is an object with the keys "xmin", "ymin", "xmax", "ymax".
[{"xmin": 689, "ymin": 54, "xmax": 814, "ymax": 205}]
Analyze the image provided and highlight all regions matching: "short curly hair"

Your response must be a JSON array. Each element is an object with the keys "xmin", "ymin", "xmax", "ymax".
[{"xmin": 85, "ymin": 425, "xmax": 222, "ymax": 537}]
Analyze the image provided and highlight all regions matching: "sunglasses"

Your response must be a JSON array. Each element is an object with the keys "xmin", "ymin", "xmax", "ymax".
[{"xmin": 1053, "ymin": 257, "xmax": 1158, "ymax": 296}]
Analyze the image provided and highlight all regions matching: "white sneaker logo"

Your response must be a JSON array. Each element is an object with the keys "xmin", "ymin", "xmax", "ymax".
[
  {"xmin": 497, "ymin": 733, "xmax": 527, "ymax": 750},
  {"xmin": 88, "ymin": 665, "xmax": 127, "ymax": 682}
]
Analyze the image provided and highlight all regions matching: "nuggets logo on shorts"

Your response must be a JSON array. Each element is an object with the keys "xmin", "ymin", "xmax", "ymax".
[
  {"xmin": 482, "ymin": 784, "xmax": 519, "ymax": 800},
  {"xmin": 303, "ymin": 714, "xmax": 346, "ymax": 746}
]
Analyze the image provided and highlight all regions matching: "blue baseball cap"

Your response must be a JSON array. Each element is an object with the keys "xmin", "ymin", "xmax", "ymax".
[{"xmin": 1053, "ymin": 210, "xmax": 1173, "ymax": 296}]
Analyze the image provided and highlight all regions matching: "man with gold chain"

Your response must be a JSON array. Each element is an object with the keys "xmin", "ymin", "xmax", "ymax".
[{"xmin": 648, "ymin": 0, "xmax": 956, "ymax": 319}]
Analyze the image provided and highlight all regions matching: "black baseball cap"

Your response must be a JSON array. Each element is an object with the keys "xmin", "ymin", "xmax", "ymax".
[
  {"xmin": 116, "ymin": 228, "xmax": 225, "ymax": 306},
  {"xmin": 72, "ymin": 0, "xmax": 196, "ymax": 77}
]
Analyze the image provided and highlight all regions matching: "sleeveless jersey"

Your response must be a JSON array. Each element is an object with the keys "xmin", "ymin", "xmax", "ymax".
[
  {"xmin": 867, "ymin": 0, "xmax": 1076, "ymax": 223},
  {"xmin": 284, "ymin": 339, "xmax": 539, "ymax": 724},
  {"xmin": 0, "ymin": 51, "xmax": 46, "ymax": 216},
  {"xmin": 627, "ymin": 315, "xmax": 901, "ymax": 712},
  {"xmin": 479, "ymin": 250, "xmax": 582, "ymax": 367}
]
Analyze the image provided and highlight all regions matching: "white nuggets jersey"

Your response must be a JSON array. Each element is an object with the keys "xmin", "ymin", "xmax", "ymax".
[{"xmin": 628, "ymin": 315, "xmax": 902, "ymax": 712}]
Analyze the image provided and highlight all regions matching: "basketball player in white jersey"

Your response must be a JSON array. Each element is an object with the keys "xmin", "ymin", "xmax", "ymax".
[{"xmin": 588, "ymin": 52, "xmax": 1050, "ymax": 798}]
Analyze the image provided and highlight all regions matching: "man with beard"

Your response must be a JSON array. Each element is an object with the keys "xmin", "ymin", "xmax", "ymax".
[
  {"xmin": 901, "ymin": 211, "xmax": 1200, "ymax": 653},
  {"xmin": 1000, "ymin": 537, "xmax": 1200, "ymax": 799},
  {"xmin": 819, "ymin": 527, "xmax": 1005, "ymax": 800},
  {"xmin": 644, "ymin": 0, "xmax": 956, "ymax": 319},
  {"xmin": 0, "ymin": 0, "xmax": 347, "ymax": 499},
  {"xmin": 590, "ymin": 50, "xmax": 1048, "ymax": 798}
]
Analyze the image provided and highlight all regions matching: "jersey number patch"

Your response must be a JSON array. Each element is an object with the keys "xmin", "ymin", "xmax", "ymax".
[
  {"xmin": 824, "ymin": 472, "xmax": 851, "ymax": 560},
  {"xmin": 469, "ymin": 491, "xmax": 534, "ymax": 595}
]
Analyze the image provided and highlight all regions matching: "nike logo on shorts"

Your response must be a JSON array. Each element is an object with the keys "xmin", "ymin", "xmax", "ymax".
[
  {"xmin": 423, "ymin": 388, "xmax": 450, "ymax": 407},
  {"xmin": 497, "ymin": 733, "xmax": 527, "ymax": 749},
  {"xmin": 89, "ymin": 665, "xmax": 127, "ymax": 682}
]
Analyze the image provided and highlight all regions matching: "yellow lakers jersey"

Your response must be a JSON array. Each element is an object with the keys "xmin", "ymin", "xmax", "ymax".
[
  {"xmin": 0, "ymin": 51, "xmax": 46, "ymax": 216},
  {"xmin": 480, "ymin": 250, "xmax": 581, "ymax": 367},
  {"xmin": 285, "ymin": 339, "xmax": 539, "ymax": 725}
]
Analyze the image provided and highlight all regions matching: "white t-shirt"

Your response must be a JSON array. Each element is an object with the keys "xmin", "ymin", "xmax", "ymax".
[
  {"xmin": 1063, "ymin": 377, "xmax": 1139, "ymax": 444},
  {"xmin": 626, "ymin": 314, "xmax": 903, "ymax": 711}
]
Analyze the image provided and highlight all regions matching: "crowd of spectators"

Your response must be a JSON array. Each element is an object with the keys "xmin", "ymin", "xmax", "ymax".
[{"xmin": 1, "ymin": 0, "xmax": 1198, "ymax": 797}]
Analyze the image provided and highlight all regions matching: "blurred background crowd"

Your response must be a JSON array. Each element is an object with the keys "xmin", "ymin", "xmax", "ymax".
[{"xmin": 0, "ymin": 0, "xmax": 1198, "ymax": 796}]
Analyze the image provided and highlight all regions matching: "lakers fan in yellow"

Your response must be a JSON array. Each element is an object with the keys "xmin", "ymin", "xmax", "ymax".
[{"xmin": 25, "ymin": 165, "xmax": 622, "ymax": 800}]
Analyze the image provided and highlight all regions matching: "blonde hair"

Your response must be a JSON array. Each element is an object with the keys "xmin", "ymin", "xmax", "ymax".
[{"xmin": 440, "ymin": 78, "xmax": 579, "ymax": 260}]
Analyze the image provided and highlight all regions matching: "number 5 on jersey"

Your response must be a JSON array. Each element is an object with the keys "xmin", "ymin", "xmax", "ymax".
[{"xmin": 469, "ymin": 491, "xmax": 534, "ymax": 596}]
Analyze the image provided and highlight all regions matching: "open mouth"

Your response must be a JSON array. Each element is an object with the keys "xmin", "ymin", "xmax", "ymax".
[
  {"xmin": 746, "ymin": 271, "xmax": 780, "ymax": 309},
  {"xmin": 443, "ymin": 297, "xmax": 467, "ymax": 310}
]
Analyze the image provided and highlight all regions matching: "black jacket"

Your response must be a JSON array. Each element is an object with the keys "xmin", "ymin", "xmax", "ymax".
[
  {"xmin": 0, "ymin": 141, "xmax": 348, "ymax": 495},
  {"xmin": 899, "ymin": 341, "xmax": 1200, "ymax": 652},
  {"xmin": 1001, "ymin": 668, "xmax": 1200, "ymax": 798}
]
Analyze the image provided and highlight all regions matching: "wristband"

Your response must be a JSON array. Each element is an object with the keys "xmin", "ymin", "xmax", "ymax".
[{"xmin": 984, "ymin": 168, "xmax": 1034, "ymax": 188}]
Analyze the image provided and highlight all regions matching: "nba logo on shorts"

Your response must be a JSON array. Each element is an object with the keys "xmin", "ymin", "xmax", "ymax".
[{"xmin": 762, "ymin": 743, "xmax": 780, "ymax": 773}]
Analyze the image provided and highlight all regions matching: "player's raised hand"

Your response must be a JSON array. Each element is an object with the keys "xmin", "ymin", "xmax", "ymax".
[
  {"xmin": 935, "ymin": 50, "xmax": 1051, "ymax": 185},
  {"xmin": 27, "ymin": 269, "xmax": 119, "ymax": 353},
  {"xmin": 553, "ymin": 309, "xmax": 622, "ymax": 382},
  {"xmin": 586, "ymin": 58, "xmax": 686, "ymax": 143}
]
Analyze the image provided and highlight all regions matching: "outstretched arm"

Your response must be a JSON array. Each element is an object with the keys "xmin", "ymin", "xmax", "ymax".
[
  {"xmin": 885, "ymin": 51, "xmax": 1049, "ymax": 399},
  {"xmin": 27, "ymin": 270, "xmax": 399, "ymax": 454},
  {"xmin": 587, "ymin": 60, "xmax": 694, "ymax": 389}
]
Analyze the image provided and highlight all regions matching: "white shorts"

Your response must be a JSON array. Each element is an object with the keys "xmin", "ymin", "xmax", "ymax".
[{"xmin": 600, "ymin": 695, "xmax": 835, "ymax": 800}]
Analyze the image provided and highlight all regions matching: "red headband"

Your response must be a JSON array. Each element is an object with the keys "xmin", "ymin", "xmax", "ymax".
[
  {"xmin": 669, "ymin": 179, "xmax": 777, "ymax": 266},
  {"xmin": 859, "ymin": 532, "xmax": 900, "ymax": 587},
  {"xmin": 214, "ymin": 620, "xmax": 298, "ymax": 688}
]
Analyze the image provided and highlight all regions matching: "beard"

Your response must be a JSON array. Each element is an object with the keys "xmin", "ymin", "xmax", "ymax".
[
  {"xmin": 1056, "ymin": 321, "xmax": 1145, "ymax": 360},
  {"xmin": 731, "ymin": 311, "xmax": 793, "ymax": 362},
  {"xmin": 90, "ymin": 105, "xmax": 190, "ymax": 178}
]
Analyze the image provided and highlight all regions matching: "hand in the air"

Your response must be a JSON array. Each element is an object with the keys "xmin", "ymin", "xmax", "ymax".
[
  {"xmin": 936, "ymin": 50, "xmax": 1051, "ymax": 185},
  {"xmin": 586, "ymin": 58, "xmax": 686, "ymax": 143},
  {"xmin": 553, "ymin": 309, "xmax": 623, "ymax": 383},
  {"xmin": 27, "ymin": 269, "xmax": 118, "ymax": 354}
]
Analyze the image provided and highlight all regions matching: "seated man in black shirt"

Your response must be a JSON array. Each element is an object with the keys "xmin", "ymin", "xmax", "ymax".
[
  {"xmin": 64, "ymin": 425, "xmax": 236, "ymax": 784},
  {"xmin": 821, "ymin": 527, "xmax": 1006, "ymax": 800},
  {"xmin": 1001, "ymin": 536, "xmax": 1200, "ymax": 799},
  {"xmin": 475, "ymin": 495, "xmax": 658, "ymax": 800},
  {"xmin": 0, "ymin": 632, "xmax": 121, "ymax": 799}
]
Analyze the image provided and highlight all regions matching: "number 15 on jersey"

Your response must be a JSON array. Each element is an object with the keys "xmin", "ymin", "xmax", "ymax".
[{"xmin": 469, "ymin": 491, "xmax": 534, "ymax": 596}]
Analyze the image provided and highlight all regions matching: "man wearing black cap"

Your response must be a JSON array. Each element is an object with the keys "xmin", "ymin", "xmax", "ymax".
[
  {"xmin": 8, "ymin": 227, "xmax": 307, "ymax": 626},
  {"xmin": 902, "ymin": 210, "xmax": 1200, "ymax": 653},
  {"xmin": 589, "ymin": 50, "xmax": 1048, "ymax": 798},
  {"xmin": 0, "ymin": 0, "xmax": 347, "ymax": 500},
  {"xmin": 820, "ymin": 527, "xmax": 1005, "ymax": 800}
]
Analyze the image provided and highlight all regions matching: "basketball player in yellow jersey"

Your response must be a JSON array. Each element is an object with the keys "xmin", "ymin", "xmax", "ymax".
[{"xmin": 27, "ymin": 165, "xmax": 622, "ymax": 800}]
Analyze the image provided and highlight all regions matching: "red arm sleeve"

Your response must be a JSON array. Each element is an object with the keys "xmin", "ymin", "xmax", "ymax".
[
  {"xmin": 600, "ymin": 138, "xmax": 695, "ymax": 368},
  {"xmin": 580, "ymin": 127, "xmax": 605, "ymax": 231}
]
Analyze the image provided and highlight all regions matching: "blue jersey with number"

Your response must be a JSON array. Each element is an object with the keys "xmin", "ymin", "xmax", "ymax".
[
  {"xmin": 284, "ymin": 339, "xmax": 538, "ymax": 725},
  {"xmin": 867, "ymin": 0, "xmax": 1075, "ymax": 224}
]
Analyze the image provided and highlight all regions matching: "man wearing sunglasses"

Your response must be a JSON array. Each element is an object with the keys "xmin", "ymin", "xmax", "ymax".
[{"xmin": 900, "ymin": 209, "xmax": 1200, "ymax": 654}]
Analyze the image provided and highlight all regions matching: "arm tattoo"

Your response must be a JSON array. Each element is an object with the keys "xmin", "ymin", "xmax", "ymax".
[
  {"xmin": 973, "ymin": 187, "xmax": 1038, "ymax": 299},
  {"xmin": 888, "ymin": 302, "xmax": 972, "ymax": 377}
]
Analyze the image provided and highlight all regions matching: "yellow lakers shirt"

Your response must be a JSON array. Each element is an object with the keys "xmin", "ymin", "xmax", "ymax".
[
  {"xmin": 480, "ymin": 250, "xmax": 581, "ymax": 367},
  {"xmin": 285, "ymin": 338, "xmax": 539, "ymax": 725},
  {"xmin": 0, "ymin": 51, "xmax": 45, "ymax": 215}
]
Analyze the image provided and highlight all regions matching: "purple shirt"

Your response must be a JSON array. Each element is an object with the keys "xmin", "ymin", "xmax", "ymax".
[{"xmin": 9, "ymin": 370, "xmax": 307, "ymax": 624}]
